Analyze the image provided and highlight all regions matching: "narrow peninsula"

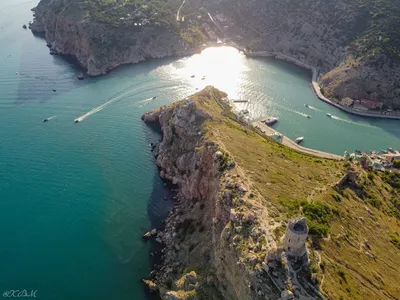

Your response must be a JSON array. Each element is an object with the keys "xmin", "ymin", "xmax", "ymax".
[{"xmin": 142, "ymin": 86, "xmax": 400, "ymax": 300}]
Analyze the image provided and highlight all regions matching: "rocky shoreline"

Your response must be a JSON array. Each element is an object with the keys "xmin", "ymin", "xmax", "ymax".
[
  {"xmin": 30, "ymin": 1, "xmax": 203, "ymax": 77},
  {"xmin": 139, "ymin": 87, "xmax": 325, "ymax": 300},
  {"xmin": 30, "ymin": 0, "xmax": 400, "ymax": 109}
]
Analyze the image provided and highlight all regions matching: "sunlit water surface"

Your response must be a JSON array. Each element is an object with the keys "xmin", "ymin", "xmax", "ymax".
[{"xmin": 1, "ymin": 1, "xmax": 400, "ymax": 300}]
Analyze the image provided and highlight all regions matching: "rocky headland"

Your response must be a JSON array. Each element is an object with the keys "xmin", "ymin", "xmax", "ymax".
[
  {"xmin": 31, "ymin": 0, "xmax": 400, "ymax": 108},
  {"xmin": 141, "ymin": 86, "xmax": 400, "ymax": 299},
  {"xmin": 30, "ymin": 0, "xmax": 207, "ymax": 76},
  {"xmin": 211, "ymin": 0, "xmax": 400, "ymax": 109}
]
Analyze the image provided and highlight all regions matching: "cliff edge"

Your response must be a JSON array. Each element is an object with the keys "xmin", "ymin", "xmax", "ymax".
[
  {"xmin": 142, "ymin": 87, "xmax": 400, "ymax": 299},
  {"xmin": 30, "ymin": 0, "xmax": 206, "ymax": 76}
]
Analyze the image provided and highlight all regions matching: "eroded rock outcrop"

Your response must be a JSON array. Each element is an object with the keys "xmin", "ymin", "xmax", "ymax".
[
  {"xmin": 142, "ymin": 87, "xmax": 316, "ymax": 300},
  {"xmin": 30, "ymin": 0, "xmax": 200, "ymax": 76}
]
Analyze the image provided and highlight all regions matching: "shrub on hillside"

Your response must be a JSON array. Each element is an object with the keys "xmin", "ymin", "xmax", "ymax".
[{"xmin": 393, "ymin": 159, "xmax": 400, "ymax": 168}]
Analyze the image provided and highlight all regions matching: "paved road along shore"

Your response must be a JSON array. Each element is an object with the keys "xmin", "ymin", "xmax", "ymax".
[
  {"xmin": 254, "ymin": 121, "xmax": 342, "ymax": 160},
  {"xmin": 244, "ymin": 50, "xmax": 400, "ymax": 120}
]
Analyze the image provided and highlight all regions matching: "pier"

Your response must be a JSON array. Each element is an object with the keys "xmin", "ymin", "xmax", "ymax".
[{"xmin": 253, "ymin": 121, "xmax": 342, "ymax": 160}]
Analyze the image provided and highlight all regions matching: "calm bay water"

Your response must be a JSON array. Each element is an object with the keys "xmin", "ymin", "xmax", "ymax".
[{"xmin": 1, "ymin": 1, "xmax": 400, "ymax": 299}]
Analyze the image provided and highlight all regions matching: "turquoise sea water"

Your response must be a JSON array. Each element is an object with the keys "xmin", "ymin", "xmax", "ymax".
[{"xmin": 1, "ymin": 1, "xmax": 400, "ymax": 299}]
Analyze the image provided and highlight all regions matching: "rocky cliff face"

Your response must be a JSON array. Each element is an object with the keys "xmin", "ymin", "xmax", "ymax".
[
  {"xmin": 31, "ymin": 0, "xmax": 197, "ymax": 76},
  {"xmin": 210, "ymin": 0, "xmax": 400, "ymax": 108},
  {"xmin": 32, "ymin": 0, "xmax": 400, "ymax": 107},
  {"xmin": 141, "ymin": 87, "xmax": 317, "ymax": 300},
  {"xmin": 320, "ymin": 55, "xmax": 400, "ymax": 109}
]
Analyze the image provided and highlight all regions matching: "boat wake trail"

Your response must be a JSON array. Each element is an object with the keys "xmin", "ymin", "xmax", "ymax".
[
  {"xmin": 308, "ymin": 105, "xmax": 321, "ymax": 112},
  {"xmin": 74, "ymin": 82, "xmax": 177, "ymax": 122},
  {"xmin": 47, "ymin": 115, "xmax": 57, "ymax": 120},
  {"xmin": 331, "ymin": 115, "xmax": 376, "ymax": 128},
  {"xmin": 75, "ymin": 93, "xmax": 150, "ymax": 122},
  {"xmin": 275, "ymin": 103, "xmax": 310, "ymax": 118},
  {"xmin": 136, "ymin": 97, "xmax": 154, "ymax": 104},
  {"xmin": 75, "ymin": 98, "xmax": 117, "ymax": 122}
]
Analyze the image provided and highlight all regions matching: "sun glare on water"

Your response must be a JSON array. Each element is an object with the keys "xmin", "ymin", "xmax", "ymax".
[{"xmin": 165, "ymin": 46, "xmax": 248, "ymax": 98}]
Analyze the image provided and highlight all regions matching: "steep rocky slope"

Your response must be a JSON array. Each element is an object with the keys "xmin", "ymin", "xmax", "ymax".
[
  {"xmin": 30, "ymin": 0, "xmax": 206, "ymax": 75},
  {"xmin": 206, "ymin": 0, "xmax": 400, "ymax": 108},
  {"xmin": 32, "ymin": 0, "xmax": 400, "ymax": 107},
  {"xmin": 142, "ymin": 87, "xmax": 400, "ymax": 299}
]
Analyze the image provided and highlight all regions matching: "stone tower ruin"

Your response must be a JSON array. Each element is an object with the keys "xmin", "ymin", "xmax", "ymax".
[{"xmin": 282, "ymin": 217, "xmax": 308, "ymax": 260}]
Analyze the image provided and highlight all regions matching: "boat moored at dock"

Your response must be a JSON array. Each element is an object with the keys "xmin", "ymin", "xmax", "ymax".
[{"xmin": 262, "ymin": 117, "xmax": 279, "ymax": 126}]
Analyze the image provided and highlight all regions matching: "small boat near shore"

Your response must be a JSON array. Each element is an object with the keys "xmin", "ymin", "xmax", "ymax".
[
  {"xmin": 74, "ymin": 119, "xmax": 80, "ymax": 123},
  {"xmin": 152, "ymin": 96, "xmax": 157, "ymax": 100},
  {"xmin": 304, "ymin": 104, "xmax": 309, "ymax": 108},
  {"xmin": 326, "ymin": 113, "xmax": 332, "ymax": 117},
  {"xmin": 262, "ymin": 117, "xmax": 279, "ymax": 126},
  {"xmin": 306, "ymin": 115, "xmax": 311, "ymax": 119},
  {"xmin": 43, "ymin": 118, "xmax": 49, "ymax": 122},
  {"xmin": 295, "ymin": 137, "xmax": 304, "ymax": 144}
]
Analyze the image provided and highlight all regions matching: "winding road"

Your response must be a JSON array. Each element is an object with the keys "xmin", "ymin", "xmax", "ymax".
[{"xmin": 176, "ymin": 0, "xmax": 186, "ymax": 21}]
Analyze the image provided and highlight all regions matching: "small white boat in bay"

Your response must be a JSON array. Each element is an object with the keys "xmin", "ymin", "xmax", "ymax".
[
  {"xmin": 295, "ymin": 137, "xmax": 304, "ymax": 144},
  {"xmin": 326, "ymin": 113, "xmax": 332, "ymax": 117}
]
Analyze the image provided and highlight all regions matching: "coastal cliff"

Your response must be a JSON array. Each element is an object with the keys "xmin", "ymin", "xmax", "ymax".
[
  {"xmin": 209, "ymin": 0, "xmax": 400, "ymax": 108},
  {"xmin": 142, "ymin": 88, "xmax": 281, "ymax": 299},
  {"xmin": 30, "ymin": 0, "xmax": 205, "ymax": 75},
  {"xmin": 31, "ymin": 0, "xmax": 400, "ymax": 108},
  {"xmin": 142, "ymin": 87, "xmax": 400, "ymax": 299}
]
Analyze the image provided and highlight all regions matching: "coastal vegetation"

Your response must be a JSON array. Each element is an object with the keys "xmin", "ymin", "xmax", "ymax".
[
  {"xmin": 170, "ymin": 87, "xmax": 400, "ymax": 299},
  {"xmin": 81, "ymin": 0, "xmax": 179, "ymax": 27},
  {"xmin": 350, "ymin": 0, "xmax": 400, "ymax": 61},
  {"xmin": 80, "ymin": 0, "xmax": 207, "ymax": 45}
]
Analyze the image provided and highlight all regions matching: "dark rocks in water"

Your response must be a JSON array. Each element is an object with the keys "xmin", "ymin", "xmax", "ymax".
[
  {"xmin": 46, "ymin": 43, "xmax": 51, "ymax": 48},
  {"xmin": 77, "ymin": 73, "xmax": 85, "ymax": 80},
  {"xmin": 22, "ymin": 25, "xmax": 27, "ymax": 29},
  {"xmin": 49, "ymin": 49, "xmax": 56, "ymax": 55}
]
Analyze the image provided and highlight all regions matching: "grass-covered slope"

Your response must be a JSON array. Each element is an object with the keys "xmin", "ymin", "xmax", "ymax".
[{"xmin": 190, "ymin": 87, "xmax": 400, "ymax": 299}]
